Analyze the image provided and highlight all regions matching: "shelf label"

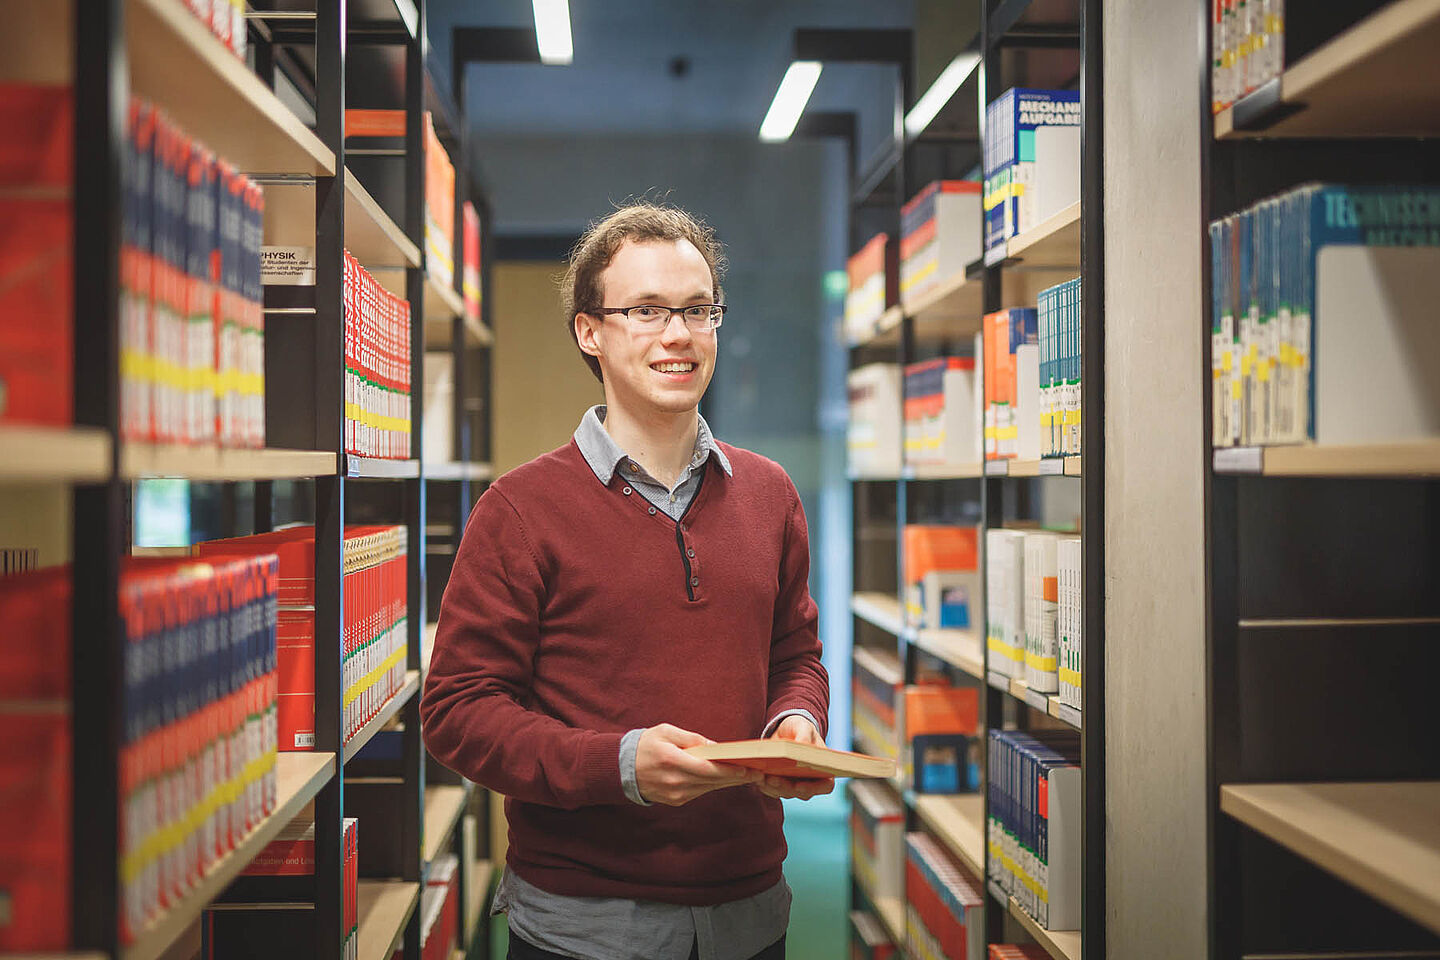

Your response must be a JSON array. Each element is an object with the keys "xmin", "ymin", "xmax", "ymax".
[
  {"xmin": 1214, "ymin": 446, "xmax": 1263, "ymax": 474},
  {"xmin": 262, "ymin": 245, "xmax": 316, "ymax": 285}
]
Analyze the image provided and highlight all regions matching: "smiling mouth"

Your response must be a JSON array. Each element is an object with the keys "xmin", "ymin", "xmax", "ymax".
[{"xmin": 651, "ymin": 361, "xmax": 697, "ymax": 374}]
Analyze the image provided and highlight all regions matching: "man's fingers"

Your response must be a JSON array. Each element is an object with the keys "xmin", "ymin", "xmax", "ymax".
[{"xmin": 652, "ymin": 723, "xmax": 713, "ymax": 749}]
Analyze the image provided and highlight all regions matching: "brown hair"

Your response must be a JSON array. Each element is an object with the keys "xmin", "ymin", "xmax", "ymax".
[{"xmin": 563, "ymin": 202, "xmax": 726, "ymax": 382}]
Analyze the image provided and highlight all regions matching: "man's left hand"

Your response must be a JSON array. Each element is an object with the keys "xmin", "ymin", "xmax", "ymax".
[{"xmin": 758, "ymin": 716, "xmax": 836, "ymax": 801}]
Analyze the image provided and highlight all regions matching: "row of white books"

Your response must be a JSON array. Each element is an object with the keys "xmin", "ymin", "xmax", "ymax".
[{"xmin": 986, "ymin": 528, "xmax": 1082, "ymax": 706}]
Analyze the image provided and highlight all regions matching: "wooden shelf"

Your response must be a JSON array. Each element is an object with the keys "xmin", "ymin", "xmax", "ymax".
[
  {"xmin": 425, "ymin": 461, "xmax": 494, "ymax": 482},
  {"xmin": 1008, "ymin": 894, "xmax": 1081, "ymax": 960},
  {"xmin": 902, "ymin": 461, "xmax": 984, "ymax": 480},
  {"xmin": 0, "ymin": 425, "xmax": 111, "ymax": 483},
  {"xmin": 121, "ymin": 444, "xmax": 335, "ymax": 481},
  {"xmin": 343, "ymin": 670, "xmax": 420, "ymax": 764},
  {"xmin": 1214, "ymin": 440, "xmax": 1440, "ymax": 477},
  {"xmin": 346, "ymin": 456, "xmax": 421, "ymax": 479},
  {"xmin": 423, "ymin": 785, "xmax": 469, "ymax": 865},
  {"xmin": 1220, "ymin": 781, "xmax": 1440, "ymax": 935},
  {"xmin": 849, "ymin": 305, "xmax": 905, "ymax": 348},
  {"xmin": 904, "ymin": 271, "xmax": 984, "ymax": 339},
  {"xmin": 853, "ymin": 644, "xmax": 904, "ymax": 688},
  {"xmin": 1004, "ymin": 457, "xmax": 1082, "ymax": 478},
  {"xmin": 851, "ymin": 592, "xmax": 907, "ymax": 638},
  {"xmin": 913, "ymin": 793, "xmax": 985, "ymax": 878},
  {"xmin": 356, "ymin": 880, "xmax": 421, "ymax": 960},
  {"xmin": 129, "ymin": 0, "xmax": 335, "ymax": 176},
  {"xmin": 871, "ymin": 894, "xmax": 906, "ymax": 950},
  {"xmin": 1048, "ymin": 697, "xmax": 1082, "ymax": 730},
  {"xmin": 345, "ymin": 170, "xmax": 421, "ymax": 270},
  {"xmin": 121, "ymin": 752, "xmax": 336, "ymax": 960},
  {"xmin": 1005, "ymin": 202, "xmax": 1081, "ymax": 270},
  {"xmin": 1214, "ymin": 0, "xmax": 1440, "ymax": 139},
  {"xmin": 909, "ymin": 627, "xmax": 984, "ymax": 681}
]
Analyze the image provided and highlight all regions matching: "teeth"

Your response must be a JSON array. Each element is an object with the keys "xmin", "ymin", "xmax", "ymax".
[{"xmin": 654, "ymin": 362, "xmax": 695, "ymax": 373}]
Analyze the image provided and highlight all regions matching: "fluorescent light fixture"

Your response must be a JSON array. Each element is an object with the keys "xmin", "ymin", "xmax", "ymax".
[
  {"xmin": 759, "ymin": 61, "xmax": 822, "ymax": 142},
  {"xmin": 533, "ymin": 0, "xmax": 573, "ymax": 65},
  {"xmin": 904, "ymin": 51, "xmax": 981, "ymax": 138}
]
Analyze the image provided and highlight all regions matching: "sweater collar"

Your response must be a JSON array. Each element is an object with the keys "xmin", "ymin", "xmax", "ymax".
[{"xmin": 573, "ymin": 404, "xmax": 733, "ymax": 486}]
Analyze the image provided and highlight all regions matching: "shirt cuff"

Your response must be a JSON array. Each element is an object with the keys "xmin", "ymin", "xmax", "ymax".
[
  {"xmin": 762, "ymin": 709, "xmax": 821, "ymax": 741},
  {"xmin": 619, "ymin": 728, "xmax": 651, "ymax": 806}
]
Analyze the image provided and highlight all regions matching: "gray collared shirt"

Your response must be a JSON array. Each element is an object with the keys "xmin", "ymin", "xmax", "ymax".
[{"xmin": 491, "ymin": 405, "xmax": 815, "ymax": 960}]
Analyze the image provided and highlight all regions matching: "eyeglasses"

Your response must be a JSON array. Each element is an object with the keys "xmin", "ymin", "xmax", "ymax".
[{"xmin": 594, "ymin": 303, "xmax": 727, "ymax": 332}]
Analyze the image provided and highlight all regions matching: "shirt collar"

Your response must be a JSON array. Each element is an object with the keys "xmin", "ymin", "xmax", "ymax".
[{"xmin": 573, "ymin": 405, "xmax": 733, "ymax": 486}]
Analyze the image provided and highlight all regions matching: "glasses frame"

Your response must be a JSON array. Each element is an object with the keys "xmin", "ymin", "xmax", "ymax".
[{"xmin": 592, "ymin": 303, "xmax": 727, "ymax": 331}]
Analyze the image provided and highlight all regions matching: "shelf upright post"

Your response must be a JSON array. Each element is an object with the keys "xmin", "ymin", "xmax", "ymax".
[
  {"xmin": 314, "ymin": 2, "xmax": 347, "ymax": 958},
  {"xmin": 70, "ymin": 0, "xmax": 126, "ymax": 950},
  {"xmin": 401, "ymin": 3, "xmax": 428, "ymax": 956},
  {"xmin": 1079, "ymin": 0, "xmax": 1106, "ymax": 952}
]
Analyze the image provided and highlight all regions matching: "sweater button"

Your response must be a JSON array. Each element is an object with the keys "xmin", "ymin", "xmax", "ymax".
[
  {"xmin": 690, "ymin": 576, "xmax": 699, "ymax": 587},
  {"xmin": 622, "ymin": 486, "xmax": 632, "ymax": 495},
  {"xmin": 687, "ymin": 548, "xmax": 695, "ymax": 558},
  {"xmin": 648, "ymin": 506, "xmax": 656, "ymax": 515}
]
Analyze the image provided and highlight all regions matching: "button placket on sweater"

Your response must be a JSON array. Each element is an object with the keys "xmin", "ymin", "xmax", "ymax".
[{"xmin": 616, "ymin": 475, "xmax": 705, "ymax": 602}]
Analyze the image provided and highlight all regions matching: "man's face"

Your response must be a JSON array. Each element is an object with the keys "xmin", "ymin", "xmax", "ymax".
[{"xmin": 578, "ymin": 237, "xmax": 718, "ymax": 419}]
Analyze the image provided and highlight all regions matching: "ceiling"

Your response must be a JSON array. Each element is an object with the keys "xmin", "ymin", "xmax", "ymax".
[{"xmin": 426, "ymin": 0, "xmax": 916, "ymax": 148}]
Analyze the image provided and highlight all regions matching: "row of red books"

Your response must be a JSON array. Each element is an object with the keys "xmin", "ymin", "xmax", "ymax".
[
  {"xmin": 196, "ymin": 525, "xmax": 409, "ymax": 748},
  {"xmin": 123, "ymin": 97, "xmax": 267, "ymax": 448},
  {"xmin": 906, "ymin": 830, "xmax": 983, "ymax": 960},
  {"xmin": 183, "ymin": 0, "xmax": 248, "ymax": 60},
  {"xmin": 395, "ymin": 853, "xmax": 461, "ymax": 960},
  {"xmin": 0, "ymin": 553, "xmax": 281, "ymax": 951},
  {"xmin": 345, "ymin": 250, "xmax": 413, "ymax": 459}
]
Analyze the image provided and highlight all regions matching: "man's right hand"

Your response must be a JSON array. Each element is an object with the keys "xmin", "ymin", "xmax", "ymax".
[{"xmin": 635, "ymin": 723, "xmax": 761, "ymax": 806}]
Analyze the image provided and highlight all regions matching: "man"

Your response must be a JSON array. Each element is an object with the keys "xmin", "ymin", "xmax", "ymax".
[{"xmin": 420, "ymin": 202, "xmax": 831, "ymax": 960}]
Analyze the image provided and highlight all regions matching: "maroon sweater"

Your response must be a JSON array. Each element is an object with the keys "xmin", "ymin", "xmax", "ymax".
[{"xmin": 420, "ymin": 439, "xmax": 829, "ymax": 905}]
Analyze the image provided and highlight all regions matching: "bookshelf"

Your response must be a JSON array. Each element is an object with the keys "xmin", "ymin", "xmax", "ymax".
[
  {"xmin": 1203, "ymin": 6, "xmax": 1440, "ymax": 957},
  {"xmin": 843, "ymin": 1, "xmax": 1105, "ymax": 956},
  {"xmin": 0, "ymin": 425, "xmax": 111, "ymax": 483},
  {"xmin": 1220, "ymin": 782, "xmax": 1440, "ymax": 936},
  {"xmin": 4, "ymin": 0, "xmax": 496, "ymax": 956},
  {"xmin": 1213, "ymin": 0, "xmax": 1440, "ymax": 139},
  {"xmin": 355, "ymin": 881, "xmax": 421, "ymax": 960},
  {"xmin": 463, "ymin": 859, "xmax": 495, "ymax": 952},
  {"xmin": 121, "ymin": 753, "xmax": 337, "ymax": 960},
  {"xmin": 422, "ymin": 785, "xmax": 469, "ymax": 865},
  {"xmin": 423, "ymin": 461, "xmax": 494, "ymax": 482}
]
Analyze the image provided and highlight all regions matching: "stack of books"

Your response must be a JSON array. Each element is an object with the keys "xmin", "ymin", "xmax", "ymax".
[
  {"xmin": 1210, "ymin": 183, "xmax": 1440, "ymax": 449},
  {"xmin": 899, "ymin": 180, "xmax": 981, "ymax": 305},
  {"xmin": 182, "ymin": 0, "xmax": 248, "ymax": 59},
  {"xmin": 344, "ymin": 250, "xmax": 414, "ymax": 459},
  {"xmin": 849, "ymin": 910, "xmax": 897, "ymax": 960},
  {"xmin": 1056, "ymin": 537, "xmax": 1083, "ymax": 711},
  {"xmin": 987, "ymin": 729, "xmax": 1082, "ymax": 931},
  {"xmin": 904, "ymin": 350, "xmax": 983, "ymax": 469},
  {"xmin": 117, "ymin": 98, "xmax": 267, "ymax": 448},
  {"xmin": 0, "ymin": 555, "xmax": 282, "ymax": 949},
  {"xmin": 905, "ymin": 831, "xmax": 984, "ymax": 960},
  {"xmin": 463, "ymin": 200, "xmax": 482, "ymax": 322},
  {"xmin": 902, "ymin": 524, "xmax": 981, "ymax": 631},
  {"xmin": 0, "ymin": 85, "xmax": 72, "ymax": 429},
  {"xmin": 852, "ymin": 650, "xmax": 901, "ymax": 762},
  {"xmin": 424, "ymin": 113, "xmax": 456, "ymax": 290},
  {"xmin": 848, "ymin": 363, "xmax": 903, "ymax": 477},
  {"xmin": 983, "ymin": 89, "xmax": 1080, "ymax": 259},
  {"xmin": 195, "ymin": 525, "xmax": 409, "ymax": 750},
  {"xmin": 1022, "ymin": 532, "xmax": 1062, "ymax": 695},
  {"xmin": 395, "ymin": 852, "xmax": 460, "ymax": 960},
  {"xmin": 845, "ymin": 233, "xmax": 896, "ymax": 344},
  {"xmin": 983, "ymin": 309, "xmax": 1039, "ymax": 462},
  {"xmin": 903, "ymin": 685, "xmax": 979, "ymax": 795},
  {"xmin": 1037, "ymin": 278, "xmax": 1082, "ymax": 460},
  {"xmin": 985, "ymin": 529, "xmax": 1026, "ymax": 681},
  {"xmin": 207, "ymin": 815, "xmax": 359, "ymax": 960},
  {"xmin": 850, "ymin": 779, "xmax": 905, "ymax": 907},
  {"xmin": 1210, "ymin": 0, "xmax": 1283, "ymax": 113}
]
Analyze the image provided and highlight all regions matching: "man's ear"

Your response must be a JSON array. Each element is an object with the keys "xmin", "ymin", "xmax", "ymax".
[{"xmin": 574, "ymin": 312, "xmax": 603, "ymax": 360}]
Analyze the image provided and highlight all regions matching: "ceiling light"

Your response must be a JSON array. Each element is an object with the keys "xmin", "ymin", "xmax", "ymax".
[
  {"xmin": 532, "ymin": 0, "xmax": 573, "ymax": 65},
  {"xmin": 904, "ymin": 51, "xmax": 981, "ymax": 138},
  {"xmin": 759, "ymin": 61, "xmax": 822, "ymax": 142}
]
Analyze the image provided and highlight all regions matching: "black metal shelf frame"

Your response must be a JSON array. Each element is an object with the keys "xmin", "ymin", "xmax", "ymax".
[{"xmin": 842, "ymin": 0, "xmax": 1104, "ymax": 956}]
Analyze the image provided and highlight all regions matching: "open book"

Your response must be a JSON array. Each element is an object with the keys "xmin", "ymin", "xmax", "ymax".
[{"xmin": 686, "ymin": 739, "xmax": 895, "ymax": 780}]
